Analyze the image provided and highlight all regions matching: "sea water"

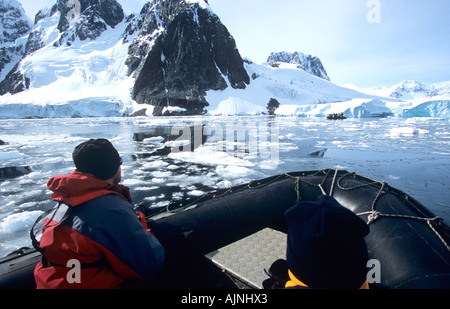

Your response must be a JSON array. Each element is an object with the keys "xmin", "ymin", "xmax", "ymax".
[{"xmin": 0, "ymin": 116, "xmax": 449, "ymax": 258}]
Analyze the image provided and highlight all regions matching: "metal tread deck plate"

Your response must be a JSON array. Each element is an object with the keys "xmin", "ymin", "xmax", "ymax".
[{"xmin": 205, "ymin": 228, "xmax": 287, "ymax": 289}]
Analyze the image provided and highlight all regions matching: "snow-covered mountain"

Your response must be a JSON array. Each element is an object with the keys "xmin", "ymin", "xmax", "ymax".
[
  {"xmin": 126, "ymin": 0, "xmax": 250, "ymax": 116},
  {"xmin": 0, "ymin": 0, "xmax": 128, "ymax": 97},
  {"xmin": 373, "ymin": 80, "xmax": 450, "ymax": 101},
  {"xmin": 343, "ymin": 80, "xmax": 450, "ymax": 118},
  {"xmin": 0, "ymin": 0, "xmax": 448, "ymax": 119},
  {"xmin": 267, "ymin": 51, "xmax": 330, "ymax": 81},
  {"xmin": 0, "ymin": 0, "xmax": 136, "ymax": 118},
  {"xmin": 0, "ymin": 0, "xmax": 252, "ymax": 117}
]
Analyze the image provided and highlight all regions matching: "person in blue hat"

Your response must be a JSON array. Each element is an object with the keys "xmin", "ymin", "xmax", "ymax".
[{"xmin": 284, "ymin": 195, "xmax": 370, "ymax": 289}]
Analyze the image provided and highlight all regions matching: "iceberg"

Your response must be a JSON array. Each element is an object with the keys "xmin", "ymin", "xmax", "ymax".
[
  {"xmin": 208, "ymin": 97, "xmax": 265, "ymax": 116},
  {"xmin": 402, "ymin": 100, "xmax": 450, "ymax": 118},
  {"xmin": 343, "ymin": 99, "xmax": 394, "ymax": 118}
]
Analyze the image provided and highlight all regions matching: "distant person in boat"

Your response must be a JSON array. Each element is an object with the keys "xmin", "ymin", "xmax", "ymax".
[
  {"xmin": 284, "ymin": 195, "xmax": 370, "ymax": 289},
  {"xmin": 33, "ymin": 139, "xmax": 165, "ymax": 289}
]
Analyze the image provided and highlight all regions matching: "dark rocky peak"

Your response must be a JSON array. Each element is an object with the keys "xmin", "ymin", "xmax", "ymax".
[
  {"xmin": 125, "ymin": 0, "xmax": 206, "ymax": 74},
  {"xmin": 33, "ymin": 5, "xmax": 60, "ymax": 25},
  {"xmin": 128, "ymin": 0, "xmax": 250, "ymax": 116},
  {"xmin": 0, "ymin": 0, "xmax": 32, "ymax": 45},
  {"xmin": 0, "ymin": 0, "xmax": 32, "ymax": 88},
  {"xmin": 23, "ymin": 7, "xmax": 55, "ymax": 56},
  {"xmin": 267, "ymin": 51, "xmax": 330, "ymax": 81},
  {"xmin": 54, "ymin": 0, "xmax": 125, "ymax": 44}
]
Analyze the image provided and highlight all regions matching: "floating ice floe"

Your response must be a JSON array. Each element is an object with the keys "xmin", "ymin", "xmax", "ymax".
[
  {"xmin": 389, "ymin": 127, "xmax": 429, "ymax": 137},
  {"xmin": 0, "ymin": 151, "xmax": 27, "ymax": 161},
  {"xmin": 143, "ymin": 136, "xmax": 165, "ymax": 144}
]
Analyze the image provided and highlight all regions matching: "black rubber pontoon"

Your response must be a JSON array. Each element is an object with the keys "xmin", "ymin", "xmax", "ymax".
[
  {"xmin": 148, "ymin": 169, "xmax": 450, "ymax": 289},
  {"xmin": 1, "ymin": 169, "xmax": 449, "ymax": 289}
]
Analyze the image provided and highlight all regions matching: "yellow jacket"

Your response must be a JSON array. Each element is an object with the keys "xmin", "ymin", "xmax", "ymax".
[{"xmin": 285, "ymin": 270, "xmax": 370, "ymax": 289}]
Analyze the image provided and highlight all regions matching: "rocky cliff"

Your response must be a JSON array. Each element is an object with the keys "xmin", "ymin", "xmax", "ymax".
[
  {"xmin": 54, "ymin": 0, "xmax": 124, "ymax": 44},
  {"xmin": 127, "ymin": 0, "xmax": 250, "ymax": 115},
  {"xmin": 0, "ymin": 0, "xmax": 32, "ymax": 84}
]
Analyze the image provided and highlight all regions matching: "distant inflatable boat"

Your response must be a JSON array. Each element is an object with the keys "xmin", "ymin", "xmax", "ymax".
[
  {"xmin": 1, "ymin": 169, "xmax": 449, "ymax": 289},
  {"xmin": 327, "ymin": 114, "xmax": 347, "ymax": 120}
]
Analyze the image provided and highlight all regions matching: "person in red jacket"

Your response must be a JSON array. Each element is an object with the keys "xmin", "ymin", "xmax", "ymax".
[{"xmin": 34, "ymin": 139, "xmax": 165, "ymax": 289}]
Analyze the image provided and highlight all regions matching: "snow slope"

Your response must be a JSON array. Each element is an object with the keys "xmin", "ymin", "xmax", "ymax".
[{"xmin": 206, "ymin": 60, "xmax": 395, "ymax": 117}]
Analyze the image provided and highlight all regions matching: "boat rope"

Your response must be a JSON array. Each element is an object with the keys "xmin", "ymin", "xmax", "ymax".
[
  {"xmin": 318, "ymin": 184, "xmax": 327, "ymax": 196},
  {"xmin": 165, "ymin": 171, "xmax": 306, "ymax": 213},
  {"xmin": 329, "ymin": 169, "xmax": 339, "ymax": 197},
  {"xmin": 335, "ymin": 172, "xmax": 450, "ymax": 253},
  {"xmin": 289, "ymin": 170, "xmax": 449, "ymax": 253},
  {"xmin": 294, "ymin": 176, "xmax": 301, "ymax": 203},
  {"xmin": 158, "ymin": 169, "xmax": 450, "ymax": 253},
  {"xmin": 358, "ymin": 211, "xmax": 449, "ymax": 252},
  {"xmin": 315, "ymin": 169, "xmax": 339, "ymax": 197}
]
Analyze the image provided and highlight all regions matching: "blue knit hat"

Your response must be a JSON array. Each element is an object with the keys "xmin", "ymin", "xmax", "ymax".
[{"xmin": 285, "ymin": 195, "xmax": 370, "ymax": 289}]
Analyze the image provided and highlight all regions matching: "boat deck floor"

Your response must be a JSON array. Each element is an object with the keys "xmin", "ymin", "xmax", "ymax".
[{"xmin": 205, "ymin": 229, "xmax": 287, "ymax": 289}]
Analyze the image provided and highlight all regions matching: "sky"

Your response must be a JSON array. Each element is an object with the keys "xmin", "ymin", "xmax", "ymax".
[{"xmin": 18, "ymin": 0, "xmax": 450, "ymax": 88}]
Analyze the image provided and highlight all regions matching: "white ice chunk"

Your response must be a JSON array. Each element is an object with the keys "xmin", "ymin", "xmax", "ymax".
[
  {"xmin": 0, "ymin": 211, "xmax": 43, "ymax": 235},
  {"xmin": 0, "ymin": 151, "xmax": 26, "ymax": 161}
]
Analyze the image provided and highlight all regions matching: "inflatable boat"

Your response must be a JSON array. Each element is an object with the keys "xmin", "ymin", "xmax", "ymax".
[
  {"xmin": 326, "ymin": 114, "xmax": 347, "ymax": 120},
  {"xmin": 0, "ymin": 169, "xmax": 449, "ymax": 289}
]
